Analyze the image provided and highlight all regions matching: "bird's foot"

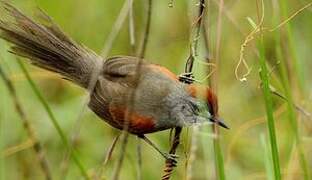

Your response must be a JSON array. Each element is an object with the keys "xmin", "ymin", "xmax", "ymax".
[
  {"xmin": 178, "ymin": 72, "xmax": 195, "ymax": 84},
  {"xmin": 163, "ymin": 153, "xmax": 179, "ymax": 165}
]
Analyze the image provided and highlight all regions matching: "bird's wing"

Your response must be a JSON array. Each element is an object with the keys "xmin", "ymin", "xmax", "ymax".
[
  {"xmin": 94, "ymin": 56, "xmax": 147, "ymax": 103},
  {"xmin": 103, "ymin": 56, "xmax": 147, "ymax": 79}
]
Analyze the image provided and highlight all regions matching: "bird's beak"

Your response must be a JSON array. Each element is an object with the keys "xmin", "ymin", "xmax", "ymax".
[{"xmin": 211, "ymin": 117, "xmax": 230, "ymax": 129}]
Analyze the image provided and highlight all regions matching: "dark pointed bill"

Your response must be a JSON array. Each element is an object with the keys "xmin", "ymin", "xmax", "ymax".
[{"xmin": 210, "ymin": 118, "xmax": 229, "ymax": 129}]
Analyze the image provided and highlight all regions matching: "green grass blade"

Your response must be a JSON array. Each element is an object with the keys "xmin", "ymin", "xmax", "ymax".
[
  {"xmin": 260, "ymin": 134, "xmax": 274, "ymax": 180},
  {"xmin": 258, "ymin": 36, "xmax": 282, "ymax": 180},
  {"xmin": 273, "ymin": 26, "xmax": 310, "ymax": 180},
  {"xmin": 272, "ymin": 1, "xmax": 310, "ymax": 178},
  {"xmin": 16, "ymin": 60, "xmax": 89, "ymax": 179},
  {"xmin": 213, "ymin": 137, "xmax": 226, "ymax": 180},
  {"xmin": 278, "ymin": 0, "xmax": 305, "ymax": 93}
]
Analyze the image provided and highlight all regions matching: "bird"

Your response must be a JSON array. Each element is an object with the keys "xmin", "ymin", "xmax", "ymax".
[{"xmin": 0, "ymin": 2, "xmax": 228, "ymax": 161}]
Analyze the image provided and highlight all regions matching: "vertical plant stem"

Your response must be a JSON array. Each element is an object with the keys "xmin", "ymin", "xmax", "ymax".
[
  {"xmin": 260, "ymin": 134, "xmax": 274, "ymax": 180},
  {"xmin": 211, "ymin": 0, "xmax": 226, "ymax": 179},
  {"xmin": 101, "ymin": 0, "xmax": 134, "ymax": 57},
  {"xmin": 112, "ymin": 1, "xmax": 152, "ymax": 179},
  {"xmin": 138, "ymin": 0, "xmax": 152, "ymax": 58},
  {"xmin": 255, "ymin": 1, "xmax": 281, "ymax": 179},
  {"xmin": 214, "ymin": 0, "xmax": 224, "ymax": 86},
  {"xmin": 16, "ymin": 60, "xmax": 89, "ymax": 179},
  {"xmin": 112, "ymin": 56, "xmax": 145, "ymax": 180},
  {"xmin": 212, "ymin": 136, "xmax": 226, "ymax": 180},
  {"xmin": 0, "ymin": 66, "xmax": 6, "ymax": 180},
  {"xmin": 95, "ymin": 133, "xmax": 120, "ymax": 179},
  {"xmin": 112, "ymin": 131, "xmax": 130, "ymax": 180},
  {"xmin": 258, "ymin": 34, "xmax": 282, "ymax": 180},
  {"xmin": 136, "ymin": 137, "xmax": 142, "ymax": 180},
  {"xmin": 278, "ymin": 0, "xmax": 304, "ymax": 93},
  {"xmin": 280, "ymin": 1, "xmax": 311, "ymax": 180},
  {"xmin": 129, "ymin": 0, "xmax": 136, "ymax": 55},
  {"xmin": 128, "ymin": 3, "xmax": 143, "ymax": 180},
  {"xmin": 276, "ymin": 25, "xmax": 310, "ymax": 180},
  {"xmin": 185, "ymin": 126, "xmax": 199, "ymax": 180},
  {"xmin": 0, "ymin": 66, "xmax": 52, "ymax": 180},
  {"xmin": 272, "ymin": 1, "xmax": 310, "ymax": 179}
]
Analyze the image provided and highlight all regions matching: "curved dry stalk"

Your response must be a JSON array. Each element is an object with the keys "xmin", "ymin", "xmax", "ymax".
[
  {"xmin": 234, "ymin": 10, "xmax": 264, "ymax": 82},
  {"xmin": 162, "ymin": 1, "xmax": 205, "ymax": 179},
  {"xmin": 185, "ymin": 0, "xmax": 205, "ymax": 74},
  {"xmin": 0, "ymin": 65, "xmax": 52, "ymax": 180},
  {"xmin": 269, "ymin": 2, "xmax": 312, "ymax": 32},
  {"xmin": 95, "ymin": 134, "xmax": 120, "ymax": 179},
  {"xmin": 235, "ymin": 1, "xmax": 312, "ymax": 82}
]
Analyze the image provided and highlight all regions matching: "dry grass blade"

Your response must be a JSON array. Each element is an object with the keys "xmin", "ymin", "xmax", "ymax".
[
  {"xmin": 101, "ymin": 0, "xmax": 134, "ymax": 57},
  {"xmin": 2, "ymin": 139, "xmax": 35, "ymax": 157},
  {"xmin": 16, "ymin": 60, "xmax": 89, "ymax": 179},
  {"xmin": 210, "ymin": 0, "xmax": 226, "ymax": 179},
  {"xmin": 269, "ymin": 2, "xmax": 312, "ymax": 32},
  {"xmin": 112, "ymin": 1, "xmax": 151, "ymax": 179},
  {"xmin": 185, "ymin": 126, "xmax": 199, "ymax": 180},
  {"xmin": 137, "ymin": 0, "xmax": 152, "ymax": 58},
  {"xmin": 111, "ymin": 53, "xmax": 145, "ymax": 180},
  {"xmin": 0, "ymin": 65, "xmax": 52, "ymax": 180},
  {"xmin": 95, "ymin": 134, "xmax": 120, "ymax": 179},
  {"xmin": 162, "ymin": 1, "xmax": 205, "ymax": 179},
  {"xmin": 136, "ymin": 137, "xmax": 142, "ymax": 180}
]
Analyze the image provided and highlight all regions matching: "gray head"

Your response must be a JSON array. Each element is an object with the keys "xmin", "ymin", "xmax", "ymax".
[{"xmin": 165, "ymin": 84, "xmax": 229, "ymax": 129}]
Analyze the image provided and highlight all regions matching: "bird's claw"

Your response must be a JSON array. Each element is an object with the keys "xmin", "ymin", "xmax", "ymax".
[
  {"xmin": 164, "ymin": 153, "xmax": 179, "ymax": 164},
  {"xmin": 179, "ymin": 72, "xmax": 195, "ymax": 84}
]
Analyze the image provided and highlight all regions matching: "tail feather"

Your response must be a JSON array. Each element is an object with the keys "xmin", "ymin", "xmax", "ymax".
[{"xmin": 0, "ymin": 2, "xmax": 102, "ymax": 88}]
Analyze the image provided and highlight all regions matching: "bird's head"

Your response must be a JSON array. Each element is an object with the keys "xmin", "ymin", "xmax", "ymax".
[{"xmin": 186, "ymin": 84, "xmax": 229, "ymax": 129}]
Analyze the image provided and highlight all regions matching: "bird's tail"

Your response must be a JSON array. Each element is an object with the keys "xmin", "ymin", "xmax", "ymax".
[{"xmin": 0, "ymin": 2, "xmax": 102, "ymax": 88}]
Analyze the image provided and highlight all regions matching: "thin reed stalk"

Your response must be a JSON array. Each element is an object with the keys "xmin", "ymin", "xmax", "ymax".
[
  {"xmin": 257, "ymin": 17, "xmax": 282, "ymax": 179},
  {"xmin": 0, "ymin": 65, "xmax": 52, "ymax": 180},
  {"xmin": 211, "ymin": 0, "xmax": 226, "ymax": 179},
  {"xmin": 272, "ymin": 1, "xmax": 310, "ymax": 179}
]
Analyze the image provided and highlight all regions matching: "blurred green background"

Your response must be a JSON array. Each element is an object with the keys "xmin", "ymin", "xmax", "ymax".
[{"xmin": 0, "ymin": 0, "xmax": 311, "ymax": 179}]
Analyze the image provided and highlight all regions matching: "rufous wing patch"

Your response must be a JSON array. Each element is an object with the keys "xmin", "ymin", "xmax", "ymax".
[{"xmin": 109, "ymin": 106, "xmax": 156, "ymax": 134}]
